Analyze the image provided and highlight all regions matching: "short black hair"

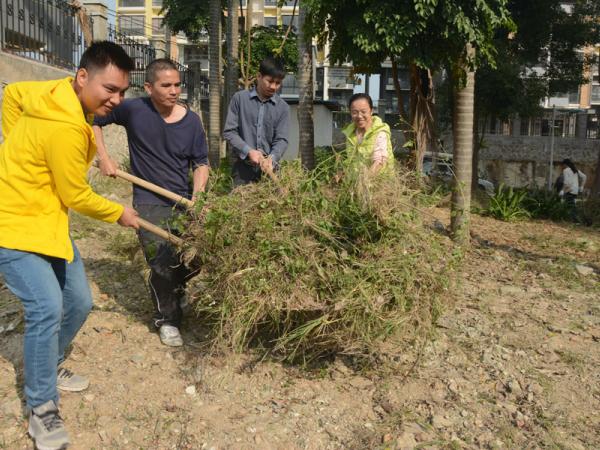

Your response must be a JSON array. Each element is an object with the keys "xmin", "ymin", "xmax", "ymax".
[
  {"xmin": 259, "ymin": 57, "xmax": 286, "ymax": 79},
  {"xmin": 78, "ymin": 41, "xmax": 135, "ymax": 73},
  {"xmin": 348, "ymin": 93, "xmax": 373, "ymax": 110},
  {"xmin": 145, "ymin": 58, "xmax": 179, "ymax": 83}
]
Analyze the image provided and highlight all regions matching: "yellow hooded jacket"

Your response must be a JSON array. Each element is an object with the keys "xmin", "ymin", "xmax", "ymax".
[{"xmin": 0, "ymin": 77, "xmax": 124, "ymax": 261}]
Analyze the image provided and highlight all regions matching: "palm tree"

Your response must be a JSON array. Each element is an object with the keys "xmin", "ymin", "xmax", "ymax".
[
  {"xmin": 297, "ymin": 4, "xmax": 314, "ymax": 170},
  {"xmin": 224, "ymin": 0, "xmax": 240, "ymax": 163},
  {"xmin": 450, "ymin": 44, "xmax": 475, "ymax": 243},
  {"xmin": 208, "ymin": 0, "xmax": 222, "ymax": 167}
]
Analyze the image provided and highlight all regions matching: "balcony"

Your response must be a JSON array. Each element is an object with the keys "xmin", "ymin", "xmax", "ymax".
[{"xmin": 329, "ymin": 77, "xmax": 354, "ymax": 90}]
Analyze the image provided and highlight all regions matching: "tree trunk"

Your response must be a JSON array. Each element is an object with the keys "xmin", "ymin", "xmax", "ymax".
[
  {"xmin": 450, "ymin": 45, "xmax": 475, "ymax": 244},
  {"xmin": 225, "ymin": 0, "xmax": 239, "ymax": 162},
  {"xmin": 471, "ymin": 111, "xmax": 486, "ymax": 195},
  {"xmin": 297, "ymin": 5, "xmax": 314, "ymax": 170},
  {"xmin": 592, "ymin": 150, "xmax": 600, "ymax": 197},
  {"xmin": 208, "ymin": 0, "xmax": 222, "ymax": 167},
  {"xmin": 409, "ymin": 64, "xmax": 435, "ymax": 173},
  {"xmin": 241, "ymin": 0, "xmax": 254, "ymax": 89}
]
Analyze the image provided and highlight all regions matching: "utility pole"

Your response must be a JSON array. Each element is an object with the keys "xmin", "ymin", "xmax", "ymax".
[{"xmin": 547, "ymin": 105, "xmax": 556, "ymax": 190}]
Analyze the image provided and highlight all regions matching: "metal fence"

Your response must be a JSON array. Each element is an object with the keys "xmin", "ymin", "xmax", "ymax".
[
  {"xmin": 106, "ymin": 24, "xmax": 203, "ymax": 101},
  {"xmin": 0, "ymin": 0, "xmax": 89, "ymax": 70},
  {"xmin": 106, "ymin": 23, "xmax": 155, "ymax": 90},
  {"xmin": 0, "ymin": 1, "xmax": 202, "ymax": 101}
]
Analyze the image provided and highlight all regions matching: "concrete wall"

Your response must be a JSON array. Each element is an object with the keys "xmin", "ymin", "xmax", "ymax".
[
  {"xmin": 284, "ymin": 104, "xmax": 334, "ymax": 161},
  {"xmin": 0, "ymin": 52, "xmax": 74, "ymax": 85},
  {"xmin": 477, "ymin": 136, "xmax": 600, "ymax": 189}
]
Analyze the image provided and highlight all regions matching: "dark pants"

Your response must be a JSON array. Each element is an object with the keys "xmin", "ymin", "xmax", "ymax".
[
  {"xmin": 565, "ymin": 193, "xmax": 578, "ymax": 221},
  {"xmin": 135, "ymin": 204, "xmax": 191, "ymax": 328},
  {"xmin": 232, "ymin": 158, "xmax": 263, "ymax": 187}
]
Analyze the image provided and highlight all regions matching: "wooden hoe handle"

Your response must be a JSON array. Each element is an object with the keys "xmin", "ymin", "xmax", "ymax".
[
  {"xmin": 92, "ymin": 163, "xmax": 188, "ymax": 245},
  {"xmin": 137, "ymin": 218, "xmax": 184, "ymax": 246},
  {"xmin": 113, "ymin": 169, "xmax": 195, "ymax": 210}
]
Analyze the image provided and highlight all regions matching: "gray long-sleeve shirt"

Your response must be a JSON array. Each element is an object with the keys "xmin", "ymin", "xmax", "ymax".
[{"xmin": 223, "ymin": 88, "xmax": 290, "ymax": 162}]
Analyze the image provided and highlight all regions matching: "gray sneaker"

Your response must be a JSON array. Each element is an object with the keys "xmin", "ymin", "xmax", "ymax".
[
  {"xmin": 159, "ymin": 325, "xmax": 183, "ymax": 347},
  {"xmin": 28, "ymin": 400, "xmax": 70, "ymax": 450},
  {"xmin": 57, "ymin": 367, "xmax": 89, "ymax": 392}
]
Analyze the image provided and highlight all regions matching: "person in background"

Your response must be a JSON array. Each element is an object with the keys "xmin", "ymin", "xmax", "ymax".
[
  {"xmin": 223, "ymin": 57, "xmax": 290, "ymax": 186},
  {"xmin": 0, "ymin": 41, "xmax": 139, "ymax": 450},
  {"xmin": 341, "ymin": 93, "xmax": 394, "ymax": 176},
  {"xmin": 93, "ymin": 59, "xmax": 209, "ymax": 348},
  {"xmin": 558, "ymin": 158, "xmax": 587, "ymax": 220}
]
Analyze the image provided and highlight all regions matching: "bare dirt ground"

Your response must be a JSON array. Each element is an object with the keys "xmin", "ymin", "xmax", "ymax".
[{"xmin": 1, "ymin": 158, "xmax": 599, "ymax": 449}]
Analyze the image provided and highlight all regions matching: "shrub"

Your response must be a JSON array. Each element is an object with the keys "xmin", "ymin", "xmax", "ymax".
[
  {"xmin": 521, "ymin": 189, "xmax": 571, "ymax": 221},
  {"xmin": 484, "ymin": 184, "xmax": 530, "ymax": 222},
  {"xmin": 182, "ymin": 155, "xmax": 459, "ymax": 363}
]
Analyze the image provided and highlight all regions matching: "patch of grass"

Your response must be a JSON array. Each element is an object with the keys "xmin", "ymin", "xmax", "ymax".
[
  {"xmin": 554, "ymin": 349, "xmax": 584, "ymax": 371},
  {"xmin": 105, "ymin": 229, "xmax": 141, "ymax": 261}
]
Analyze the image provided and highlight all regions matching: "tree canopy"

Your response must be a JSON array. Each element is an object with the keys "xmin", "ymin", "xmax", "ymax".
[
  {"xmin": 303, "ymin": 0, "xmax": 512, "ymax": 74},
  {"xmin": 476, "ymin": 0, "xmax": 600, "ymax": 123},
  {"xmin": 240, "ymin": 25, "xmax": 299, "ymax": 77},
  {"xmin": 160, "ymin": 0, "xmax": 218, "ymax": 41}
]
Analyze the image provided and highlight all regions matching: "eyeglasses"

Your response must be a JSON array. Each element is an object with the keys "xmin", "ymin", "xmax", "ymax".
[{"xmin": 350, "ymin": 110, "xmax": 371, "ymax": 117}]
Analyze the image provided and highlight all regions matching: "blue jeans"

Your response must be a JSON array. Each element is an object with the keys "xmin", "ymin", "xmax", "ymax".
[{"xmin": 0, "ymin": 242, "xmax": 92, "ymax": 408}]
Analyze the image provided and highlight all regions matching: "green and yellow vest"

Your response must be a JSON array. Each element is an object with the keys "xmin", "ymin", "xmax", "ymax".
[{"xmin": 341, "ymin": 115, "xmax": 394, "ymax": 175}]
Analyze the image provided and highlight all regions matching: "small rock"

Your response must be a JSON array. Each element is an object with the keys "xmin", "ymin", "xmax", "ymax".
[
  {"xmin": 431, "ymin": 414, "xmax": 452, "ymax": 429},
  {"xmin": 130, "ymin": 354, "xmax": 144, "ymax": 364},
  {"xmin": 447, "ymin": 380, "xmax": 459, "ymax": 395},
  {"xmin": 527, "ymin": 382, "xmax": 543, "ymax": 395},
  {"xmin": 507, "ymin": 379, "xmax": 523, "ymax": 397},
  {"xmin": 98, "ymin": 430, "xmax": 109, "ymax": 442},
  {"xmin": 382, "ymin": 433, "xmax": 394, "ymax": 443},
  {"xmin": 83, "ymin": 394, "xmax": 95, "ymax": 402},
  {"xmin": 527, "ymin": 392, "xmax": 534, "ymax": 402},
  {"xmin": 185, "ymin": 385, "xmax": 196, "ymax": 396},
  {"xmin": 504, "ymin": 403, "xmax": 518, "ymax": 414},
  {"xmin": 575, "ymin": 264, "xmax": 594, "ymax": 276},
  {"xmin": 396, "ymin": 431, "xmax": 417, "ymax": 449}
]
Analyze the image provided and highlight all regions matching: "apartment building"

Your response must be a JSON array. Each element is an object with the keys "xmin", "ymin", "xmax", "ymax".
[{"xmin": 116, "ymin": 0, "xmax": 188, "ymax": 63}]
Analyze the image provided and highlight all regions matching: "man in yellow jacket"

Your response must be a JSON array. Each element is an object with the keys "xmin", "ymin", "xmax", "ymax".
[{"xmin": 0, "ymin": 41, "xmax": 139, "ymax": 450}]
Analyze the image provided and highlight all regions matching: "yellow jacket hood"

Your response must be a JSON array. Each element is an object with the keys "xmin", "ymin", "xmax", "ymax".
[{"xmin": 0, "ymin": 77, "xmax": 123, "ymax": 261}]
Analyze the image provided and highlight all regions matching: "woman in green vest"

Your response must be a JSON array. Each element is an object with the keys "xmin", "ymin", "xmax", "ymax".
[{"xmin": 341, "ymin": 93, "xmax": 394, "ymax": 175}]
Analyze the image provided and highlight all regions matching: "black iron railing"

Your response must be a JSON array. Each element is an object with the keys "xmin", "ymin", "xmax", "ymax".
[
  {"xmin": 0, "ymin": 0, "xmax": 89, "ymax": 70},
  {"xmin": 106, "ymin": 25, "xmax": 202, "ymax": 101},
  {"xmin": 107, "ymin": 23, "xmax": 155, "ymax": 89}
]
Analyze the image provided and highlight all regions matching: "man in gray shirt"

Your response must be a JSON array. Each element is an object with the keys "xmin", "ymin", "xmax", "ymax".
[{"xmin": 223, "ymin": 57, "xmax": 290, "ymax": 186}]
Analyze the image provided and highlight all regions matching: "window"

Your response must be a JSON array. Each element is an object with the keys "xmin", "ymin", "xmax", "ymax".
[
  {"xmin": 568, "ymin": 89, "xmax": 579, "ymax": 104},
  {"xmin": 119, "ymin": 0, "xmax": 144, "ymax": 7},
  {"xmin": 152, "ymin": 18, "xmax": 165, "ymax": 35},
  {"xmin": 591, "ymin": 85, "xmax": 600, "ymax": 103},
  {"xmin": 264, "ymin": 17, "xmax": 277, "ymax": 28},
  {"xmin": 153, "ymin": 0, "xmax": 163, "ymax": 6},
  {"xmin": 281, "ymin": 14, "xmax": 298, "ymax": 31},
  {"xmin": 264, "ymin": 0, "xmax": 278, "ymax": 5},
  {"xmin": 118, "ymin": 15, "xmax": 145, "ymax": 36}
]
